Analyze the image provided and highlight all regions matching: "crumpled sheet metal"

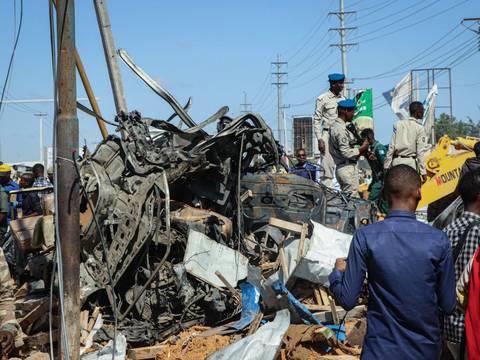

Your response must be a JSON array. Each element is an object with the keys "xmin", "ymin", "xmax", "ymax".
[
  {"xmin": 207, "ymin": 309, "xmax": 290, "ymax": 360},
  {"xmin": 184, "ymin": 229, "xmax": 248, "ymax": 288},
  {"xmin": 293, "ymin": 221, "xmax": 352, "ymax": 285}
]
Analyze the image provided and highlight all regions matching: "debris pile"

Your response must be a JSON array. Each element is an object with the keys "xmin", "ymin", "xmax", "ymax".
[{"xmin": 6, "ymin": 77, "xmax": 375, "ymax": 358}]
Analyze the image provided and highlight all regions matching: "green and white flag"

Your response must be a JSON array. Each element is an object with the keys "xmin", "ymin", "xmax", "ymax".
[{"xmin": 353, "ymin": 88, "xmax": 373, "ymax": 130}]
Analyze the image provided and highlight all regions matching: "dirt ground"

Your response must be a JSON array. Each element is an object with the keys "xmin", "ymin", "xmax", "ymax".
[{"xmin": 155, "ymin": 326, "xmax": 232, "ymax": 360}]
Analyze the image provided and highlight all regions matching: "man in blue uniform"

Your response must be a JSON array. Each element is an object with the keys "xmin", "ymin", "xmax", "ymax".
[
  {"xmin": 329, "ymin": 164, "xmax": 456, "ymax": 360},
  {"xmin": 289, "ymin": 148, "xmax": 320, "ymax": 183},
  {"xmin": 0, "ymin": 164, "xmax": 19, "ymax": 222}
]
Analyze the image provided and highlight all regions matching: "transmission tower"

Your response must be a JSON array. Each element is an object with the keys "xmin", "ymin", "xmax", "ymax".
[
  {"xmin": 240, "ymin": 91, "xmax": 252, "ymax": 114},
  {"xmin": 271, "ymin": 54, "xmax": 288, "ymax": 146},
  {"xmin": 329, "ymin": 0, "xmax": 357, "ymax": 96}
]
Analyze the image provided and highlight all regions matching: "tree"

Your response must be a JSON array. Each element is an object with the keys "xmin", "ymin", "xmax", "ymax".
[{"xmin": 435, "ymin": 113, "xmax": 480, "ymax": 141}]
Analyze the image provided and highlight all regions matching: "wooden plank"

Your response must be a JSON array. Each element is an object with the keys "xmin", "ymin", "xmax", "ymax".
[
  {"xmin": 319, "ymin": 287, "xmax": 330, "ymax": 305},
  {"xmin": 80, "ymin": 310, "xmax": 90, "ymax": 345},
  {"xmin": 278, "ymin": 247, "xmax": 289, "ymax": 281},
  {"xmin": 127, "ymin": 345, "xmax": 166, "ymax": 360},
  {"xmin": 313, "ymin": 288, "xmax": 323, "ymax": 305},
  {"xmin": 296, "ymin": 223, "xmax": 309, "ymax": 264},
  {"xmin": 215, "ymin": 271, "xmax": 241, "ymax": 302},
  {"xmin": 19, "ymin": 299, "xmax": 49, "ymax": 331},
  {"xmin": 328, "ymin": 296, "xmax": 339, "ymax": 325},
  {"xmin": 14, "ymin": 283, "xmax": 29, "ymax": 299},
  {"xmin": 23, "ymin": 330, "xmax": 58, "ymax": 348},
  {"xmin": 240, "ymin": 190, "xmax": 253, "ymax": 202},
  {"xmin": 304, "ymin": 304, "xmax": 334, "ymax": 311},
  {"xmin": 247, "ymin": 312, "xmax": 264, "ymax": 335},
  {"xmin": 259, "ymin": 261, "xmax": 278, "ymax": 271},
  {"xmin": 87, "ymin": 306, "xmax": 100, "ymax": 332},
  {"xmin": 268, "ymin": 217, "xmax": 303, "ymax": 234}
]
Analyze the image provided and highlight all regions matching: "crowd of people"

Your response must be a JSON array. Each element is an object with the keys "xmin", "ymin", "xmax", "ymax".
[{"xmin": 288, "ymin": 73, "xmax": 480, "ymax": 359}]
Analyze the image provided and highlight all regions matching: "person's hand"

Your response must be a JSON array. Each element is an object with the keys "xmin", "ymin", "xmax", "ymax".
[
  {"xmin": 335, "ymin": 258, "xmax": 347, "ymax": 272},
  {"xmin": 0, "ymin": 330, "xmax": 14, "ymax": 355},
  {"xmin": 359, "ymin": 139, "xmax": 369, "ymax": 154},
  {"xmin": 318, "ymin": 139, "xmax": 326, "ymax": 154},
  {"xmin": 368, "ymin": 152, "xmax": 377, "ymax": 161},
  {"xmin": 420, "ymin": 174, "xmax": 427, "ymax": 184}
]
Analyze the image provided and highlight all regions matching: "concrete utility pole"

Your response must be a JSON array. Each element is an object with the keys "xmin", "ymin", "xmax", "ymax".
[
  {"xmin": 93, "ymin": 0, "xmax": 128, "ymax": 114},
  {"xmin": 56, "ymin": 0, "xmax": 80, "ymax": 358},
  {"xmin": 240, "ymin": 91, "xmax": 252, "ymax": 114},
  {"xmin": 272, "ymin": 54, "xmax": 288, "ymax": 146},
  {"xmin": 329, "ymin": 0, "xmax": 357, "ymax": 96},
  {"xmin": 34, "ymin": 112, "xmax": 47, "ymax": 169}
]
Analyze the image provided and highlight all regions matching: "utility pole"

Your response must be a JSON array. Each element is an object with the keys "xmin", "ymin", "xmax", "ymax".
[
  {"xmin": 93, "ymin": 0, "xmax": 128, "ymax": 113},
  {"xmin": 272, "ymin": 54, "xmax": 288, "ymax": 146},
  {"xmin": 34, "ymin": 112, "xmax": 47, "ymax": 171},
  {"xmin": 240, "ymin": 91, "xmax": 252, "ymax": 114},
  {"xmin": 329, "ymin": 0, "xmax": 357, "ymax": 96},
  {"xmin": 57, "ymin": 0, "xmax": 80, "ymax": 358}
]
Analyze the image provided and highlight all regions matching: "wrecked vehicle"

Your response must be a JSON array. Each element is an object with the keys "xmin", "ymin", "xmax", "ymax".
[{"xmin": 74, "ymin": 50, "xmax": 376, "ymax": 347}]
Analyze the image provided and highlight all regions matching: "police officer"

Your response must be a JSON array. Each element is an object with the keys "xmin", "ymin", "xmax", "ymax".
[
  {"xmin": 290, "ymin": 148, "xmax": 320, "ymax": 183},
  {"xmin": 361, "ymin": 128, "xmax": 388, "ymax": 213},
  {"xmin": 329, "ymin": 99, "xmax": 369, "ymax": 197},
  {"xmin": 384, "ymin": 101, "xmax": 428, "ymax": 182},
  {"xmin": 314, "ymin": 73, "xmax": 346, "ymax": 188}
]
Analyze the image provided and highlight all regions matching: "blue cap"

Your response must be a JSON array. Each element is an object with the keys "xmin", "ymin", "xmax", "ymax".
[
  {"xmin": 338, "ymin": 99, "xmax": 356, "ymax": 109},
  {"xmin": 328, "ymin": 73, "xmax": 345, "ymax": 82}
]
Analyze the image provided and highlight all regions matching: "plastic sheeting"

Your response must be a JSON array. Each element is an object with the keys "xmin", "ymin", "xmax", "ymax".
[
  {"xmin": 207, "ymin": 309, "xmax": 290, "ymax": 360},
  {"xmin": 81, "ymin": 333, "xmax": 127, "ymax": 360},
  {"xmin": 292, "ymin": 221, "xmax": 352, "ymax": 285},
  {"xmin": 183, "ymin": 229, "xmax": 248, "ymax": 288}
]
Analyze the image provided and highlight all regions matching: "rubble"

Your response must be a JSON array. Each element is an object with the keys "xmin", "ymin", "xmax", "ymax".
[{"xmin": 5, "ymin": 61, "xmax": 375, "ymax": 358}]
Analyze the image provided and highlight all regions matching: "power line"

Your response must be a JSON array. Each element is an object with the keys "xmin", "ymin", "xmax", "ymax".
[
  {"xmin": 353, "ymin": 24, "xmax": 465, "ymax": 80},
  {"xmin": 352, "ymin": 0, "xmax": 432, "ymax": 29},
  {"xmin": 352, "ymin": 0, "xmax": 469, "ymax": 44},
  {"xmin": 0, "ymin": 0, "xmax": 24, "ymax": 119}
]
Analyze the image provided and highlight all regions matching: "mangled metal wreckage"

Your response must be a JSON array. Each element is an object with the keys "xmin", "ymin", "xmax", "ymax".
[{"xmin": 77, "ymin": 52, "xmax": 375, "ymax": 345}]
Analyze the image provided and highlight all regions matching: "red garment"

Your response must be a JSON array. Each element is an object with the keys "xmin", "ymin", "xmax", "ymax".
[{"xmin": 466, "ymin": 249, "xmax": 480, "ymax": 359}]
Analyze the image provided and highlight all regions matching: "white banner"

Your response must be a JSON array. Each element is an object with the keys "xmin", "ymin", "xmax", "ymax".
[
  {"xmin": 422, "ymin": 84, "xmax": 438, "ymax": 144},
  {"xmin": 390, "ymin": 72, "xmax": 411, "ymax": 120}
]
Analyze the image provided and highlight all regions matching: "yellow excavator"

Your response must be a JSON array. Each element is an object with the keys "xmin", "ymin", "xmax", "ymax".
[{"xmin": 417, "ymin": 135, "xmax": 479, "ymax": 209}]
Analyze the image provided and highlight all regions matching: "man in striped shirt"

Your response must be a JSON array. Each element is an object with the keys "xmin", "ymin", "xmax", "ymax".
[{"xmin": 442, "ymin": 169, "xmax": 480, "ymax": 359}]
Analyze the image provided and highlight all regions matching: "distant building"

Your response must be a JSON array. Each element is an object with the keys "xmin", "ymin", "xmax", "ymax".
[{"xmin": 293, "ymin": 116, "xmax": 314, "ymax": 157}]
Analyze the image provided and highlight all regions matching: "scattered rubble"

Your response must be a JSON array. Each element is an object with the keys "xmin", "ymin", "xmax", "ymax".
[{"xmin": 5, "ymin": 63, "xmax": 375, "ymax": 358}]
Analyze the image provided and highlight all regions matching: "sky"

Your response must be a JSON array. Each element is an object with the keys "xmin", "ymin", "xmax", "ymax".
[{"xmin": 0, "ymin": 0, "xmax": 479, "ymax": 162}]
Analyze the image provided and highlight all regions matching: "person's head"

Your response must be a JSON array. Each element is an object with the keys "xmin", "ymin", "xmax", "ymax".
[
  {"xmin": 409, "ymin": 101, "xmax": 424, "ymax": 120},
  {"xmin": 32, "ymin": 163, "xmax": 44, "ymax": 178},
  {"xmin": 328, "ymin": 73, "xmax": 345, "ymax": 95},
  {"xmin": 337, "ymin": 99, "xmax": 356, "ymax": 123},
  {"xmin": 360, "ymin": 128, "xmax": 375, "ymax": 145},
  {"xmin": 458, "ymin": 169, "xmax": 480, "ymax": 214},
  {"xmin": 296, "ymin": 148, "xmax": 307, "ymax": 165},
  {"xmin": 473, "ymin": 142, "xmax": 480, "ymax": 157},
  {"xmin": 382, "ymin": 165, "xmax": 422, "ymax": 211},
  {"xmin": 0, "ymin": 164, "xmax": 12, "ymax": 186},
  {"xmin": 20, "ymin": 172, "xmax": 35, "ymax": 189}
]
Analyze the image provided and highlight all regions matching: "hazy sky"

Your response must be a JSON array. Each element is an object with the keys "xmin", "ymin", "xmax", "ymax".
[{"xmin": 0, "ymin": 0, "xmax": 479, "ymax": 162}]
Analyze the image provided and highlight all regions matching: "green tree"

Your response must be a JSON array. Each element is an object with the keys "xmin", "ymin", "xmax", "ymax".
[{"xmin": 435, "ymin": 113, "xmax": 480, "ymax": 141}]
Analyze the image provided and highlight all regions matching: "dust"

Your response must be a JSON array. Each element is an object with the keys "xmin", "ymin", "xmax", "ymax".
[{"xmin": 156, "ymin": 326, "xmax": 231, "ymax": 360}]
